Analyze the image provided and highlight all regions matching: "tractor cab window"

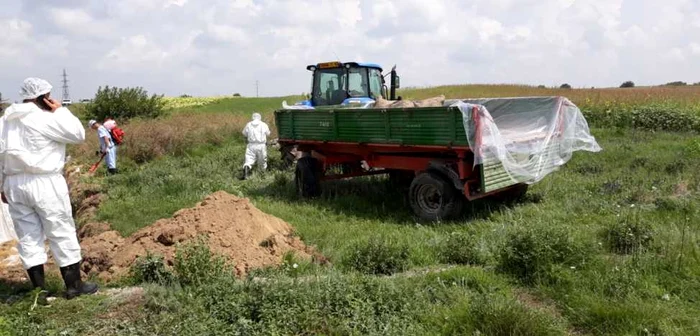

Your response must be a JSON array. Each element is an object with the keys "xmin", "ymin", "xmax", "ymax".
[
  {"xmin": 313, "ymin": 68, "xmax": 347, "ymax": 106},
  {"xmin": 347, "ymin": 67, "xmax": 369, "ymax": 98},
  {"xmin": 368, "ymin": 68, "xmax": 383, "ymax": 99}
]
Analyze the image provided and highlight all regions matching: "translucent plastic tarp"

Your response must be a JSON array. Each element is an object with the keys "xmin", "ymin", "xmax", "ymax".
[{"xmin": 445, "ymin": 96, "xmax": 602, "ymax": 185}]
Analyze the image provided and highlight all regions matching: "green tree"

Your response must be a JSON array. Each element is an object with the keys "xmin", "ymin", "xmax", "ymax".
[
  {"xmin": 560, "ymin": 83, "xmax": 572, "ymax": 89},
  {"xmin": 620, "ymin": 81, "xmax": 635, "ymax": 88},
  {"xmin": 664, "ymin": 81, "xmax": 687, "ymax": 86},
  {"xmin": 86, "ymin": 86, "xmax": 165, "ymax": 121}
]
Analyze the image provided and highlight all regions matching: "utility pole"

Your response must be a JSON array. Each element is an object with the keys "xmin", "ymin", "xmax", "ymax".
[
  {"xmin": 61, "ymin": 69, "xmax": 70, "ymax": 101},
  {"xmin": 256, "ymin": 80, "xmax": 259, "ymax": 97}
]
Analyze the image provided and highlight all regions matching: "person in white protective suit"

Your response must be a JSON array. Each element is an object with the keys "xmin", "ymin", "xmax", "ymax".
[
  {"xmin": 240, "ymin": 112, "xmax": 271, "ymax": 180},
  {"xmin": 0, "ymin": 78, "xmax": 98, "ymax": 304}
]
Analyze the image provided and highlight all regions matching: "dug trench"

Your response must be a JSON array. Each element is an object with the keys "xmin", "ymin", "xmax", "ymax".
[{"xmin": 0, "ymin": 163, "xmax": 327, "ymax": 286}]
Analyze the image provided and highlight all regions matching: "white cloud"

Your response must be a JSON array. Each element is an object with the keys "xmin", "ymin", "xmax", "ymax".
[
  {"xmin": 97, "ymin": 35, "xmax": 170, "ymax": 71},
  {"xmin": 0, "ymin": 0, "xmax": 699, "ymax": 100},
  {"xmin": 691, "ymin": 42, "xmax": 700, "ymax": 55}
]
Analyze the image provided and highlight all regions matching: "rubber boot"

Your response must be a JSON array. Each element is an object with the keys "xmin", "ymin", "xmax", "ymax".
[
  {"xmin": 107, "ymin": 168, "xmax": 118, "ymax": 175},
  {"xmin": 238, "ymin": 166, "xmax": 251, "ymax": 180},
  {"xmin": 59, "ymin": 262, "xmax": 98, "ymax": 300},
  {"xmin": 27, "ymin": 265, "xmax": 49, "ymax": 306}
]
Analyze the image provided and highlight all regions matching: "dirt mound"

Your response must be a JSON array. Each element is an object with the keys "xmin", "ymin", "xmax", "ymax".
[{"xmin": 81, "ymin": 191, "xmax": 319, "ymax": 281}]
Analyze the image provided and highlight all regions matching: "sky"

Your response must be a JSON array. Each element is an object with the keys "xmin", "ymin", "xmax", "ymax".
[{"xmin": 1, "ymin": 0, "xmax": 699, "ymax": 101}]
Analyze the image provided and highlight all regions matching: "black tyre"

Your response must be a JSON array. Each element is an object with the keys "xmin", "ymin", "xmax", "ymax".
[
  {"xmin": 280, "ymin": 146, "xmax": 297, "ymax": 169},
  {"xmin": 295, "ymin": 157, "xmax": 321, "ymax": 198},
  {"xmin": 409, "ymin": 172, "xmax": 464, "ymax": 222}
]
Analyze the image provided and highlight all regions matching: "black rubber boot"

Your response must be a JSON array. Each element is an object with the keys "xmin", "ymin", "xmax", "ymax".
[
  {"xmin": 239, "ymin": 166, "xmax": 251, "ymax": 180},
  {"xmin": 59, "ymin": 262, "xmax": 98, "ymax": 300},
  {"xmin": 27, "ymin": 265, "xmax": 45, "ymax": 289},
  {"xmin": 107, "ymin": 168, "xmax": 118, "ymax": 175},
  {"xmin": 27, "ymin": 265, "xmax": 50, "ymax": 306}
]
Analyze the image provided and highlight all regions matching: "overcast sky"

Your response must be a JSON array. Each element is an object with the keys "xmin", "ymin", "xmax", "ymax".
[{"xmin": 1, "ymin": 0, "xmax": 699, "ymax": 101}]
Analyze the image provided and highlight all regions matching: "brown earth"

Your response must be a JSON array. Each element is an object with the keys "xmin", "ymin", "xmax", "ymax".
[
  {"xmin": 80, "ymin": 191, "xmax": 322, "ymax": 282},
  {"xmin": 2, "ymin": 162, "xmax": 323, "ymax": 284}
]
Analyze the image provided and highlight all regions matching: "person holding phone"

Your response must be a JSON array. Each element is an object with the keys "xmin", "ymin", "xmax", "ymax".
[{"xmin": 0, "ymin": 77, "xmax": 97, "ymax": 304}]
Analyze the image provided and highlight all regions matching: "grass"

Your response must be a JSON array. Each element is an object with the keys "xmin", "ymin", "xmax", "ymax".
[{"xmin": 3, "ymin": 86, "xmax": 700, "ymax": 335}]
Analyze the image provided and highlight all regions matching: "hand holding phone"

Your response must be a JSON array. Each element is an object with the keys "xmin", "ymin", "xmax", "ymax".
[
  {"xmin": 34, "ymin": 94, "xmax": 61, "ymax": 112},
  {"xmin": 34, "ymin": 94, "xmax": 51, "ymax": 111},
  {"xmin": 44, "ymin": 97, "xmax": 61, "ymax": 112}
]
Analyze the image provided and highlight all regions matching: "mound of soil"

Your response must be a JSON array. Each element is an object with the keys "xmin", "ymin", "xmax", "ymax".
[{"xmin": 81, "ymin": 191, "xmax": 319, "ymax": 281}]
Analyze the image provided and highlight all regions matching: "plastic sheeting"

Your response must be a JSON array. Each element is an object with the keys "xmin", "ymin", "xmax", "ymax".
[
  {"xmin": 0, "ymin": 203, "xmax": 17, "ymax": 243},
  {"xmin": 446, "ymin": 96, "xmax": 602, "ymax": 185}
]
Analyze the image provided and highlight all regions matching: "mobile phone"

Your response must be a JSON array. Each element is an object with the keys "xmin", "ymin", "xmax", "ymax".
[{"xmin": 34, "ymin": 94, "xmax": 51, "ymax": 111}]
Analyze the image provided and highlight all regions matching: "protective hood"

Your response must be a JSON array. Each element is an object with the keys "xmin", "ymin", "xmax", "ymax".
[
  {"xmin": 2, "ymin": 103, "xmax": 42, "ymax": 122},
  {"xmin": 251, "ymin": 113, "xmax": 262, "ymax": 126}
]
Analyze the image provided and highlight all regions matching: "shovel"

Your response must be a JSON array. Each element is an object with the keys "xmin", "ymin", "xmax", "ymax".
[{"xmin": 88, "ymin": 153, "xmax": 106, "ymax": 174}]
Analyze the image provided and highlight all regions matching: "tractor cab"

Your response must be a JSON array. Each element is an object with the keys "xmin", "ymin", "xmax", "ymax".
[{"xmin": 296, "ymin": 61, "xmax": 400, "ymax": 108}]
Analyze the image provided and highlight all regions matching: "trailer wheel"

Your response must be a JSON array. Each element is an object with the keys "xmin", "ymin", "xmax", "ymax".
[
  {"xmin": 280, "ymin": 145, "xmax": 297, "ymax": 169},
  {"xmin": 409, "ymin": 172, "xmax": 463, "ymax": 222},
  {"xmin": 295, "ymin": 157, "xmax": 321, "ymax": 198}
]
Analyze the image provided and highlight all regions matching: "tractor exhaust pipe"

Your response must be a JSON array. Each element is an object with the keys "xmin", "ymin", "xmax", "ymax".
[{"xmin": 390, "ymin": 65, "xmax": 400, "ymax": 100}]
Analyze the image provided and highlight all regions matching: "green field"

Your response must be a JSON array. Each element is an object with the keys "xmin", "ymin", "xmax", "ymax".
[{"xmin": 2, "ymin": 85, "xmax": 700, "ymax": 335}]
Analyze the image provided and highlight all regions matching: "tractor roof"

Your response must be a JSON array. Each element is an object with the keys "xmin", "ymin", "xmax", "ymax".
[{"xmin": 307, "ymin": 62, "xmax": 383, "ymax": 71}]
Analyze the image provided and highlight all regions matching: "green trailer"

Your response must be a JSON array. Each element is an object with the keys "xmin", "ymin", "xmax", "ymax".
[{"xmin": 274, "ymin": 96, "xmax": 601, "ymax": 221}]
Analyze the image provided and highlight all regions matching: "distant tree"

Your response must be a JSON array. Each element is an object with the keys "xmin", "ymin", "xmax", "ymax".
[
  {"xmin": 537, "ymin": 85, "xmax": 546, "ymax": 89},
  {"xmin": 692, "ymin": 82, "xmax": 700, "ymax": 86},
  {"xmin": 560, "ymin": 83, "xmax": 572, "ymax": 89},
  {"xmin": 620, "ymin": 81, "xmax": 635, "ymax": 88},
  {"xmin": 179, "ymin": 94, "xmax": 191, "ymax": 98},
  {"xmin": 665, "ymin": 81, "xmax": 687, "ymax": 86},
  {"xmin": 86, "ymin": 86, "xmax": 165, "ymax": 121},
  {"xmin": 233, "ymin": 93, "xmax": 241, "ymax": 97}
]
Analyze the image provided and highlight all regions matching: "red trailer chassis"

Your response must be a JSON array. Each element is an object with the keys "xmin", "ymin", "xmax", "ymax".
[{"xmin": 279, "ymin": 139, "xmax": 527, "ymax": 222}]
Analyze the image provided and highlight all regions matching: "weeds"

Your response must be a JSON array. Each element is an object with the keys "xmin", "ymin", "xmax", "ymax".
[
  {"xmin": 499, "ymin": 226, "xmax": 594, "ymax": 284},
  {"xmin": 131, "ymin": 253, "xmax": 174, "ymax": 285},
  {"xmin": 604, "ymin": 218, "xmax": 654, "ymax": 255},
  {"xmin": 173, "ymin": 237, "xmax": 231, "ymax": 287},
  {"xmin": 342, "ymin": 237, "xmax": 410, "ymax": 275},
  {"xmin": 439, "ymin": 231, "xmax": 487, "ymax": 265}
]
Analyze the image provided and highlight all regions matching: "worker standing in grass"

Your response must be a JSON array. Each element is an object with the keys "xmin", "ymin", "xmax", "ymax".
[
  {"xmin": 88, "ymin": 119, "xmax": 118, "ymax": 175},
  {"xmin": 240, "ymin": 112, "xmax": 271, "ymax": 180},
  {"xmin": 0, "ymin": 78, "xmax": 98, "ymax": 304}
]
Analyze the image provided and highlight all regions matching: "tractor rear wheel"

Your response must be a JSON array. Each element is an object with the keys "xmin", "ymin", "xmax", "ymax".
[
  {"xmin": 408, "ymin": 172, "xmax": 463, "ymax": 222},
  {"xmin": 295, "ymin": 157, "xmax": 321, "ymax": 198}
]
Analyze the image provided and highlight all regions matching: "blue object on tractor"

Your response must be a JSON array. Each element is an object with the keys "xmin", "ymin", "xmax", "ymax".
[{"xmin": 298, "ymin": 61, "xmax": 401, "ymax": 107}]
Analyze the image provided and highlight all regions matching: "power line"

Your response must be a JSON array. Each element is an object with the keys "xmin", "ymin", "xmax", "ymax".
[
  {"xmin": 61, "ymin": 69, "xmax": 70, "ymax": 101},
  {"xmin": 256, "ymin": 80, "xmax": 259, "ymax": 97}
]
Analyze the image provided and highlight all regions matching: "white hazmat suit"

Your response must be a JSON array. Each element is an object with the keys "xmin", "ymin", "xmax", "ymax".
[
  {"xmin": 0, "ymin": 83, "xmax": 86, "ymax": 270},
  {"xmin": 242, "ymin": 113, "xmax": 271, "ymax": 170}
]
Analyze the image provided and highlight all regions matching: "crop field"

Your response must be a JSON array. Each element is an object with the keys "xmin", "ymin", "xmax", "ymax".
[{"xmin": 1, "ymin": 85, "xmax": 700, "ymax": 335}]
